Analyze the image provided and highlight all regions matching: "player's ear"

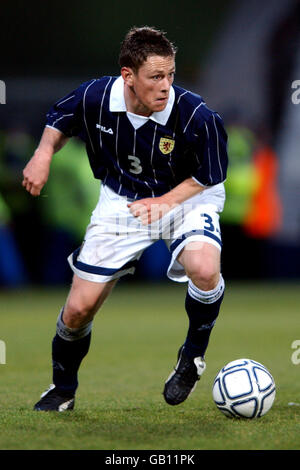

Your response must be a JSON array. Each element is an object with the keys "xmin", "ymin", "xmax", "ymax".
[{"xmin": 121, "ymin": 67, "xmax": 134, "ymax": 86}]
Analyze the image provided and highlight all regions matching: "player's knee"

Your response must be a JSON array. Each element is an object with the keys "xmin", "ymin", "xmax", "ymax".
[
  {"xmin": 187, "ymin": 261, "xmax": 219, "ymax": 291},
  {"xmin": 63, "ymin": 299, "xmax": 97, "ymax": 328}
]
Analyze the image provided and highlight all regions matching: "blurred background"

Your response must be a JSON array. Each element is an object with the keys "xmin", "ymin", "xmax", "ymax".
[{"xmin": 0, "ymin": 0, "xmax": 300, "ymax": 287}]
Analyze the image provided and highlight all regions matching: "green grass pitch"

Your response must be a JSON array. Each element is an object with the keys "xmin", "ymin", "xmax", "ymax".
[{"xmin": 0, "ymin": 281, "xmax": 299, "ymax": 450}]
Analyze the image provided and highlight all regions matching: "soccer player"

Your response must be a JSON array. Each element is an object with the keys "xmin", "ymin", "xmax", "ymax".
[{"xmin": 22, "ymin": 26, "xmax": 228, "ymax": 411}]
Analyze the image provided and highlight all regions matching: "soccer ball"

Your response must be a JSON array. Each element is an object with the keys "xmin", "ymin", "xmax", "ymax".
[{"xmin": 212, "ymin": 358, "xmax": 276, "ymax": 419}]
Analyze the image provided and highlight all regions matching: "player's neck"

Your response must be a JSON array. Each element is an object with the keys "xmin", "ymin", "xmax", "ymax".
[{"xmin": 124, "ymin": 85, "xmax": 152, "ymax": 117}]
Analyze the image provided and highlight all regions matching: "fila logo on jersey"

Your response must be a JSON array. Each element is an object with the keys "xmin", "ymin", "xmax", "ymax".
[
  {"xmin": 96, "ymin": 124, "xmax": 113, "ymax": 134},
  {"xmin": 159, "ymin": 137, "xmax": 175, "ymax": 154}
]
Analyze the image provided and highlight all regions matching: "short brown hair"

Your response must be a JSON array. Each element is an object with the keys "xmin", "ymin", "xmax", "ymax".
[{"xmin": 119, "ymin": 26, "xmax": 177, "ymax": 71}]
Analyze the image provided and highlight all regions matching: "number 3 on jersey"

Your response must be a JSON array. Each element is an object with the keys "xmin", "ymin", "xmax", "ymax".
[{"xmin": 128, "ymin": 155, "xmax": 142, "ymax": 175}]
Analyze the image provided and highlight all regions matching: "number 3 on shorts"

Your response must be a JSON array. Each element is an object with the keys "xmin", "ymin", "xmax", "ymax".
[{"xmin": 201, "ymin": 213, "xmax": 215, "ymax": 232}]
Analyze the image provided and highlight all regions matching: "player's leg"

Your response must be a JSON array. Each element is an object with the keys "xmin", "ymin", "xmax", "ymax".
[
  {"xmin": 178, "ymin": 241, "xmax": 224, "ymax": 360},
  {"xmin": 52, "ymin": 275, "xmax": 117, "ymax": 391},
  {"xmin": 164, "ymin": 241, "xmax": 224, "ymax": 406},
  {"xmin": 34, "ymin": 275, "xmax": 117, "ymax": 411},
  {"xmin": 63, "ymin": 273, "xmax": 117, "ymax": 328},
  {"xmin": 163, "ymin": 196, "xmax": 225, "ymax": 405}
]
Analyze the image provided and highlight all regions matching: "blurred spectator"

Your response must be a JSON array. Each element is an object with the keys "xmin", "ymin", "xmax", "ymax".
[
  {"xmin": 0, "ymin": 128, "xmax": 37, "ymax": 285},
  {"xmin": 243, "ymin": 140, "xmax": 282, "ymax": 239},
  {"xmin": 221, "ymin": 124, "xmax": 257, "ymax": 226},
  {"xmin": 221, "ymin": 122, "xmax": 282, "ymax": 279},
  {"xmin": 0, "ymin": 180, "xmax": 27, "ymax": 286},
  {"xmin": 136, "ymin": 240, "xmax": 171, "ymax": 281}
]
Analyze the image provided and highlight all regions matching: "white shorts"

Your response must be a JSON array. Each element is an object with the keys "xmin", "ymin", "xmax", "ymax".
[{"xmin": 68, "ymin": 184, "xmax": 224, "ymax": 283}]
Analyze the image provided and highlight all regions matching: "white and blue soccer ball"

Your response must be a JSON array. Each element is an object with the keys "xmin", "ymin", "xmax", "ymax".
[{"xmin": 212, "ymin": 358, "xmax": 276, "ymax": 419}]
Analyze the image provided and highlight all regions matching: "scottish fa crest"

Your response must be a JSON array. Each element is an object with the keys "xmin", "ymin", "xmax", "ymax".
[{"xmin": 159, "ymin": 137, "xmax": 175, "ymax": 155}]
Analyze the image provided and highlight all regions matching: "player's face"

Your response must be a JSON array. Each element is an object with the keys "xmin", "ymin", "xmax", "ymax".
[{"xmin": 123, "ymin": 55, "xmax": 175, "ymax": 116}]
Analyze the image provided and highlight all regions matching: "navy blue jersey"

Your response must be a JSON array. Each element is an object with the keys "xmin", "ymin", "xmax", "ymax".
[{"xmin": 46, "ymin": 76, "xmax": 228, "ymax": 199}]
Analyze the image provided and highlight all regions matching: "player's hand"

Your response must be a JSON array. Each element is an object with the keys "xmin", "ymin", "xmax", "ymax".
[
  {"xmin": 22, "ymin": 152, "xmax": 51, "ymax": 196},
  {"xmin": 128, "ymin": 196, "xmax": 176, "ymax": 225}
]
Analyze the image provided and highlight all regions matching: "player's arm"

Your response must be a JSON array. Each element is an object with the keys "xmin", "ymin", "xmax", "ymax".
[
  {"xmin": 162, "ymin": 176, "xmax": 206, "ymax": 205},
  {"xmin": 22, "ymin": 126, "xmax": 69, "ymax": 196},
  {"xmin": 23, "ymin": 79, "xmax": 89, "ymax": 196},
  {"xmin": 128, "ymin": 177, "xmax": 205, "ymax": 224}
]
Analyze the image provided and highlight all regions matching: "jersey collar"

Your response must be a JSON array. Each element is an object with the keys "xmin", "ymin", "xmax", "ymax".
[{"xmin": 109, "ymin": 76, "xmax": 175, "ymax": 126}]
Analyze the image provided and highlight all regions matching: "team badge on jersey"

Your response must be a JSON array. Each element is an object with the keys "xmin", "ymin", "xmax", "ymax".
[{"xmin": 159, "ymin": 137, "xmax": 175, "ymax": 155}]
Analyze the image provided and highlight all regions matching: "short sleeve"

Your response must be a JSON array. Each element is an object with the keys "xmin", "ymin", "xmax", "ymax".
[
  {"xmin": 46, "ymin": 80, "xmax": 94, "ymax": 137},
  {"xmin": 192, "ymin": 112, "xmax": 228, "ymax": 186}
]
